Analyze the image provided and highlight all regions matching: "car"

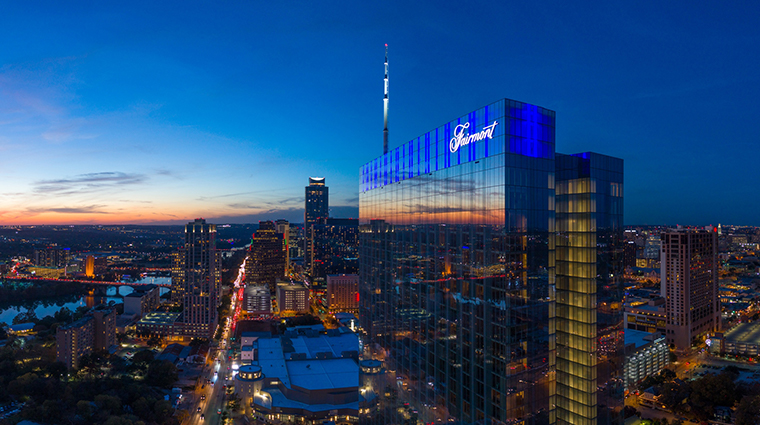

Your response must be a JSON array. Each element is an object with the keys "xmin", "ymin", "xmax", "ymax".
[
  {"xmin": 201, "ymin": 385, "xmax": 205, "ymax": 389},
  {"xmin": 197, "ymin": 407, "xmax": 202, "ymax": 412},
  {"xmin": 200, "ymin": 414, "xmax": 205, "ymax": 420},
  {"xmin": 217, "ymin": 409, "xmax": 222, "ymax": 414},
  {"xmin": 201, "ymin": 395, "xmax": 206, "ymax": 400}
]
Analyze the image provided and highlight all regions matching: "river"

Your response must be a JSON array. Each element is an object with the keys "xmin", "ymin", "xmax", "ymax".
[{"xmin": 0, "ymin": 277, "xmax": 171, "ymax": 325}]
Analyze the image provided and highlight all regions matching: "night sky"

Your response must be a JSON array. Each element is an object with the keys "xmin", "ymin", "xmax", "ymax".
[{"xmin": 1, "ymin": 1, "xmax": 759, "ymax": 225}]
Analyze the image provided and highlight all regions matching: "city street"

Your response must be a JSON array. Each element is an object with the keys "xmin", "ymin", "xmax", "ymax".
[{"xmin": 185, "ymin": 260, "xmax": 245, "ymax": 425}]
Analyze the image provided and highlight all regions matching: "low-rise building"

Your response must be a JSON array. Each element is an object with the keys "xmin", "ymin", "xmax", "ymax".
[
  {"xmin": 623, "ymin": 330, "xmax": 669, "ymax": 391},
  {"xmin": 243, "ymin": 285, "xmax": 271, "ymax": 315},
  {"xmin": 134, "ymin": 312, "xmax": 182, "ymax": 338},
  {"xmin": 624, "ymin": 296, "xmax": 667, "ymax": 334},
  {"xmin": 723, "ymin": 322, "xmax": 760, "ymax": 356},
  {"xmin": 276, "ymin": 282, "xmax": 309, "ymax": 314},
  {"xmin": 8, "ymin": 323, "xmax": 35, "ymax": 335},
  {"xmin": 236, "ymin": 328, "xmax": 370, "ymax": 424}
]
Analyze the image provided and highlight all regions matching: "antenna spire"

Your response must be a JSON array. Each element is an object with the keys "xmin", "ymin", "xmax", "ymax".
[{"xmin": 383, "ymin": 44, "xmax": 389, "ymax": 155}]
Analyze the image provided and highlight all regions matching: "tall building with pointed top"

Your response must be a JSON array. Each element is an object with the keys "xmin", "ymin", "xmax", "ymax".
[{"xmin": 305, "ymin": 177, "xmax": 329, "ymax": 273}]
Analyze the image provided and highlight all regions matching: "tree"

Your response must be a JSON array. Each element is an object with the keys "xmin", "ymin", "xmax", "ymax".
[
  {"xmin": 660, "ymin": 368, "xmax": 677, "ymax": 380},
  {"xmin": 227, "ymin": 392, "xmax": 241, "ymax": 411},
  {"xmin": 690, "ymin": 372, "xmax": 738, "ymax": 420},
  {"xmin": 95, "ymin": 394, "xmax": 123, "ymax": 415},
  {"xmin": 53, "ymin": 307, "xmax": 73, "ymax": 324},
  {"xmin": 147, "ymin": 334, "xmax": 161, "ymax": 347},
  {"xmin": 190, "ymin": 338, "xmax": 207, "ymax": 347},
  {"xmin": 152, "ymin": 399, "xmax": 173, "ymax": 423},
  {"xmin": 735, "ymin": 395, "xmax": 760, "ymax": 425},
  {"xmin": 176, "ymin": 409, "xmax": 190, "ymax": 424},
  {"xmin": 145, "ymin": 360, "xmax": 178, "ymax": 388},
  {"xmin": 45, "ymin": 361, "xmax": 67, "ymax": 380},
  {"xmin": 77, "ymin": 399, "xmax": 95, "ymax": 420},
  {"xmin": 131, "ymin": 349, "xmax": 155, "ymax": 366},
  {"xmin": 12, "ymin": 310, "xmax": 38, "ymax": 325},
  {"xmin": 40, "ymin": 399, "xmax": 64, "ymax": 423},
  {"xmin": 131, "ymin": 397, "xmax": 152, "ymax": 420}
]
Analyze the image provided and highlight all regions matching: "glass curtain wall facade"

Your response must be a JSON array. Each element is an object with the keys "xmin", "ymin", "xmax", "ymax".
[
  {"xmin": 360, "ymin": 99, "xmax": 624, "ymax": 425},
  {"xmin": 555, "ymin": 153, "xmax": 624, "ymax": 424},
  {"xmin": 305, "ymin": 177, "xmax": 329, "ymax": 273},
  {"xmin": 360, "ymin": 99, "xmax": 557, "ymax": 424}
]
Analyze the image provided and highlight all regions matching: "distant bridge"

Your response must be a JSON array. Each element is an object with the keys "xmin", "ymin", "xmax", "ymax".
[{"xmin": 3, "ymin": 275, "xmax": 170, "ymax": 288}]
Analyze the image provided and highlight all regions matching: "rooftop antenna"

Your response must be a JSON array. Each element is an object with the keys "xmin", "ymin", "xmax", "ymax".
[{"xmin": 383, "ymin": 43, "xmax": 389, "ymax": 155}]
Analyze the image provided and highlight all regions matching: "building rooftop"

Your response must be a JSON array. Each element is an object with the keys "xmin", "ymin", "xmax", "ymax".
[
  {"xmin": 287, "ymin": 358, "xmax": 358, "ymax": 390},
  {"xmin": 59, "ymin": 315, "xmax": 92, "ymax": 330},
  {"xmin": 8, "ymin": 323, "xmax": 35, "ymax": 333},
  {"xmin": 725, "ymin": 322, "xmax": 760, "ymax": 343},
  {"xmin": 254, "ymin": 332, "xmax": 359, "ymax": 391},
  {"xmin": 137, "ymin": 311, "xmax": 180, "ymax": 326},
  {"xmin": 625, "ymin": 329, "xmax": 657, "ymax": 350}
]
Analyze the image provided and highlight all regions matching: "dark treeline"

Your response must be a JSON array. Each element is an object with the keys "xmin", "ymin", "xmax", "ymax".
[{"xmin": 0, "ymin": 280, "xmax": 82, "ymax": 309}]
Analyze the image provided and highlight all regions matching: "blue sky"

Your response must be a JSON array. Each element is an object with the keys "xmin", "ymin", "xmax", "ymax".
[{"xmin": 1, "ymin": 1, "xmax": 759, "ymax": 225}]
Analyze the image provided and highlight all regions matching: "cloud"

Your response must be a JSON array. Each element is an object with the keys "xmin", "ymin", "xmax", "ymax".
[
  {"xmin": 33, "ymin": 171, "xmax": 147, "ymax": 195},
  {"xmin": 227, "ymin": 203, "xmax": 264, "ymax": 210},
  {"xmin": 26, "ymin": 204, "xmax": 110, "ymax": 214}
]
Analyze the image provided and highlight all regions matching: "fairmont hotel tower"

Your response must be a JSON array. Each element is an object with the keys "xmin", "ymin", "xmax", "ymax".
[{"xmin": 359, "ymin": 99, "xmax": 624, "ymax": 425}]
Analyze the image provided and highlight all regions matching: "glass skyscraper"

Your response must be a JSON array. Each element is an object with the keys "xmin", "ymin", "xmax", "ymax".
[
  {"xmin": 305, "ymin": 177, "xmax": 329, "ymax": 272},
  {"xmin": 359, "ymin": 99, "xmax": 623, "ymax": 425}
]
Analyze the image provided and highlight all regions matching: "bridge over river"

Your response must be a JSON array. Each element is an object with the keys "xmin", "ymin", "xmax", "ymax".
[{"xmin": 3, "ymin": 276, "xmax": 170, "ymax": 296}]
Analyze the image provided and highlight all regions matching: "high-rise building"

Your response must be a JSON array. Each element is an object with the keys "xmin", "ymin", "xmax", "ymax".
[
  {"xmin": 623, "ymin": 240, "xmax": 637, "ymax": 269},
  {"xmin": 661, "ymin": 229, "xmax": 719, "ymax": 353},
  {"xmin": 327, "ymin": 274, "xmax": 359, "ymax": 313},
  {"xmin": 56, "ymin": 307, "xmax": 117, "ymax": 369},
  {"xmin": 174, "ymin": 218, "xmax": 221, "ymax": 339},
  {"xmin": 311, "ymin": 218, "xmax": 359, "ymax": 279},
  {"xmin": 91, "ymin": 307, "xmax": 117, "ymax": 351},
  {"xmin": 84, "ymin": 255, "xmax": 95, "ymax": 278},
  {"xmin": 644, "ymin": 234, "xmax": 661, "ymax": 259},
  {"xmin": 556, "ymin": 153, "xmax": 624, "ymax": 425},
  {"xmin": 245, "ymin": 221, "xmax": 286, "ymax": 294},
  {"xmin": 305, "ymin": 177, "xmax": 329, "ymax": 272},
  {"xmin": 275, "ymin": 219, "xmax": 291, "ymax": 272},
  {"xmin": 359, "ymin": 98, "xmax": 623, "ymax": 425},
  {"xmin": 35, "ymin": 247, "xmax": 71, "ymax": 268},
  {"xmin": 57, "ymin": 316, "xmax": 94, "ymax": 369}
]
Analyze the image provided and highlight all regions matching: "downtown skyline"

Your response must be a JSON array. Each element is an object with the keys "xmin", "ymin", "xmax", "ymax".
[{"xmin": 1, "ymin": 1, "xmax": 760, "ymax": 225}]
